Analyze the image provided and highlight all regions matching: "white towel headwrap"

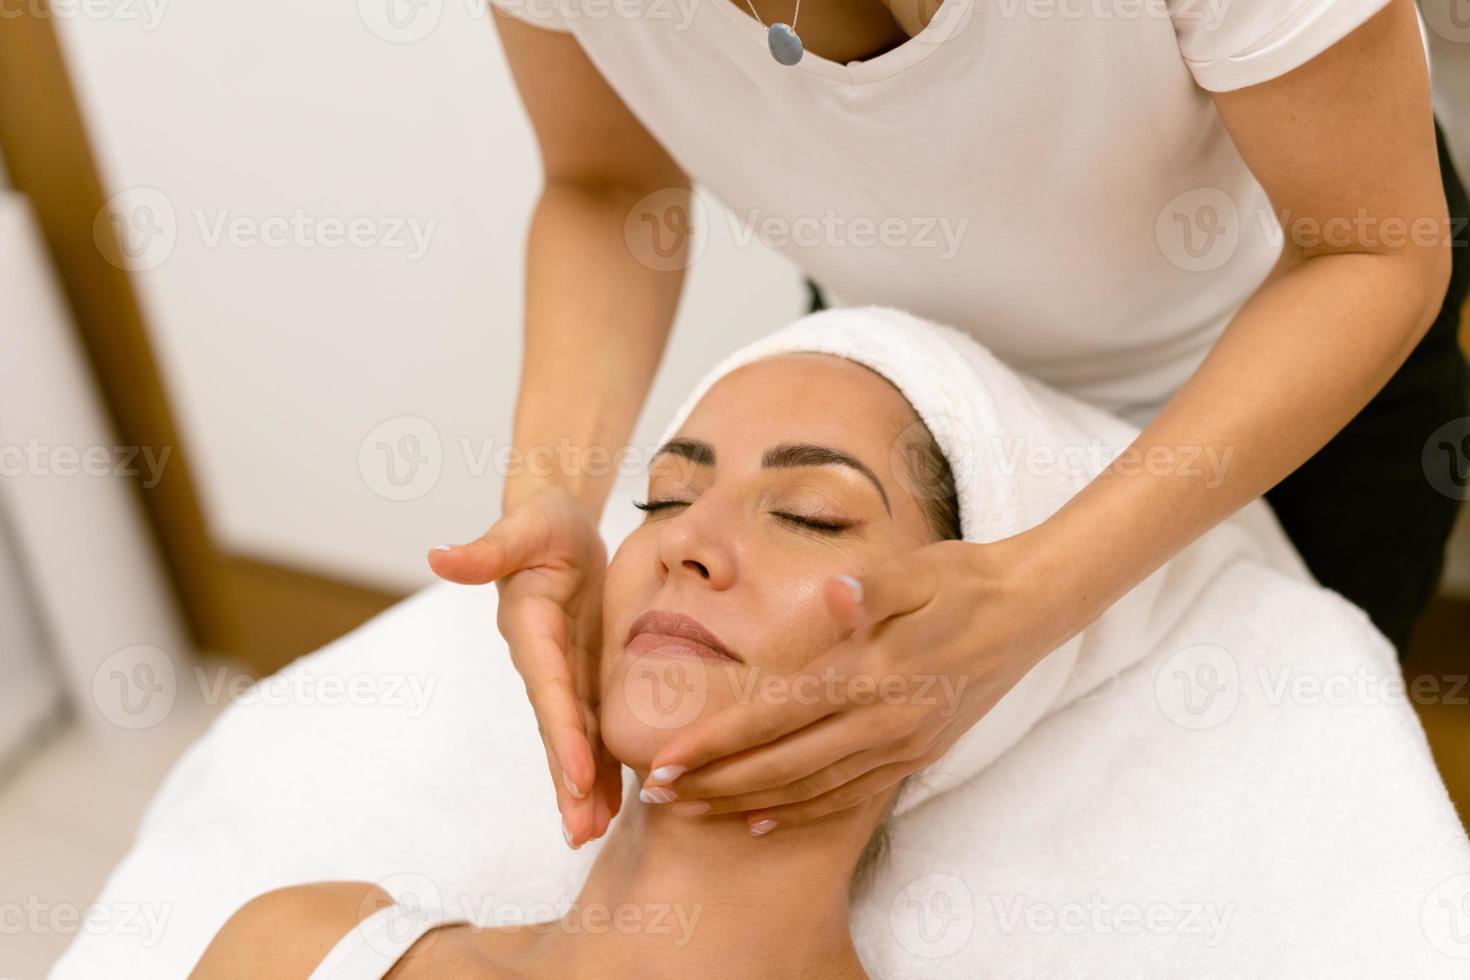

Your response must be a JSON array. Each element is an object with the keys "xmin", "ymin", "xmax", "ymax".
[{"xmin": 653, "ymin": 304, "xmax": 1311, "ymax": 819}]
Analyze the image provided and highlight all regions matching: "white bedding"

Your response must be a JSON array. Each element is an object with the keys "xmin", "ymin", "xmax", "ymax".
[{"xmin": 51, "ymin": 307, "xmax": 1470, "ymax": 978}]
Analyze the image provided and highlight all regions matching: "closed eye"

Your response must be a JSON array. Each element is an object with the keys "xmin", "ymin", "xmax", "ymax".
[{"xmin": 632, "ymin": 499, "xmax": 852, "ymax": 534}]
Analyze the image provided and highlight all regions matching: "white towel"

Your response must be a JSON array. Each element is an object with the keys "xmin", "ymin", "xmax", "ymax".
[
  {"xmin": 52, "ymin": 306, "xmax": 1470, "ymax": 978},
  {"xmin": 650, "ymin": 305, "xmax": 1318, "ymax": 817}
]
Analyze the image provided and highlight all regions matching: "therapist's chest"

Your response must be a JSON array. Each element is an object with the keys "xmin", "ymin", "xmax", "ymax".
[{"xmin": 725, "ymin": 0, "xmax": 944, "ymax": 63}]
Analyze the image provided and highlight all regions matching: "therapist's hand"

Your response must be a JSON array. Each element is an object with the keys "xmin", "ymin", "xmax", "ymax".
[
  {"xmin": 638, "ymin": 527, "xmax": 1084, "ymax": 833},
  {"xmin": 427, "ymin": 485, "xmax": 622, "ymax": 848}
]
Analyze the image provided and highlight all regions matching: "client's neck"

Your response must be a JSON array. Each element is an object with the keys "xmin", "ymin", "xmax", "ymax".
[{"xmin": 540, "ymin": 777, "xmax": 875, "ymax": 979}]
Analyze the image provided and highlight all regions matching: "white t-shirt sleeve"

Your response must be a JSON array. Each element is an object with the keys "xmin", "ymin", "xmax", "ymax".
[
  {"xmin": 487, "ymin": 0, "xmax": 577, "ymax": 33},
  {"xmin": 1169, "ymin": 0, "xmax": 1393, "ymax": 91}
]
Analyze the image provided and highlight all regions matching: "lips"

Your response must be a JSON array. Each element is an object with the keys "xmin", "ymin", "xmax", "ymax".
[{"xmin": 625, "ymin": 610, "xmax": 742, "ymax": 663}]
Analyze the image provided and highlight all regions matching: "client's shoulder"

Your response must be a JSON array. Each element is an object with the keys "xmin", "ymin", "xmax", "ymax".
[{"xmin": 189, "ymin": 880, "xmax": 395, "ymax": 978}]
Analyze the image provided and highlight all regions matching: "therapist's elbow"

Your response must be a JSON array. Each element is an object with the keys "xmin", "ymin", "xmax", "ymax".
[
  {"xmin": 1395, "ymin": 208, "xmax": 1454, "ymax": 344},
  {"xmin": 1416, "ymin": 225, "xmax": 1456, "ymax": 336}
]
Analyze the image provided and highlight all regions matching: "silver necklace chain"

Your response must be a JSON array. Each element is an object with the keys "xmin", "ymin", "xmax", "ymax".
[{"xmin": 742, "ymin": 0, "xmax": 800, "ymax": 29}]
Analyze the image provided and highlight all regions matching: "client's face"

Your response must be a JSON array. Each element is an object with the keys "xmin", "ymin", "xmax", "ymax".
[{"xmin": 599, "ymin": 353, "xmax": 941, "ymax": 769}]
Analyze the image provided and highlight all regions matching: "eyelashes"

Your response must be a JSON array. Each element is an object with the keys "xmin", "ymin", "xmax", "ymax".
[{"xmin": 632, "ymin": 498, "xmax": 851, "ymax": 534}]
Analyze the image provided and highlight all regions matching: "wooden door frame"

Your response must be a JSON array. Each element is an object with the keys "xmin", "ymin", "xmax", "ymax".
[{"xmin": 0, "ymin": 5, "xmax": 403, "ymax": 676}]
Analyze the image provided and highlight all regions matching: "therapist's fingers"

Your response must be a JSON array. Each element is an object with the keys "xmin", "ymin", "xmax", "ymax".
[
  {"xmin": 644, "ymin": 653, "xmax": 852, "ymax": 784},
  {"xmin": 648, "ymin": 711, "xmax": 855, "ymax": 802},
  {"xmin": 742, "ymin": 760, "xmax": 915, "ymax": 834},
  {"xmin": 426, "ymin": 503, "xmax": 550, "ymax": 584},
  {"xmin": 822, "ymin": 551, "xmax": 943, "ymax": 633},
  {"xmin": 660, "ymin": 746, "xmax": 895, "ymax": 817},
  {"xmin": 499, "ymin": 589, "xmax": 596, "ymax": 819}
]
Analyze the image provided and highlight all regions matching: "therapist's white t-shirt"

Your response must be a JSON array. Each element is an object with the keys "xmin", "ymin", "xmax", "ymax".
[{"xmin": 490, "ymin": 0, "xmax": 1406, "ymax": 427}]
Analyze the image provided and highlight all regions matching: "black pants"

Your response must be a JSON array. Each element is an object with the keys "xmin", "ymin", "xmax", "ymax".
[{"xmin": 805, "ymin": 120, "xmax": 1470, "ymax": 656}]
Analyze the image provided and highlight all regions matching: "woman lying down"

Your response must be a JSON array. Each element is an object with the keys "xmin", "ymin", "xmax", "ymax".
[
  {"xmin": 193, "ymin": 320, "xmax": 968, "ymax": 978},
  {"xmin": 186, "ymin": 306, "xmax": 1455, "ymax": 978}
]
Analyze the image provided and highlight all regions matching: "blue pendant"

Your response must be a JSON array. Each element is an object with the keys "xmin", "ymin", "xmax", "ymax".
[{"xmin": 768, "ymin": 23, "xmax": 803, "ymax": 66}]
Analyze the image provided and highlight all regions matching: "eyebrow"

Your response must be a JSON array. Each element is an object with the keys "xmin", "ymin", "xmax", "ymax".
[{"xmin": 653, "ymin": 438, "xmax": 892, "ymax": 515}]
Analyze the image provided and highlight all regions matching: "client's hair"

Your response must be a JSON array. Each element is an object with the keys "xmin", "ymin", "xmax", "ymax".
[{"xmin": 849, "ymin": 404, "xmax": 961, "ymax": 900}]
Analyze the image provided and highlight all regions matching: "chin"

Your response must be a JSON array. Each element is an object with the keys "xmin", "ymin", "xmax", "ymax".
[{"xmin": 600, "ymin": 653, "xmax": 732, "ymax": 772}]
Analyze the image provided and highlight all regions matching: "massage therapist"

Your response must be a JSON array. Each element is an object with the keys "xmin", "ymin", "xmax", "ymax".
[{"xmin": 428, "ymin": 0, "xmax": 1470, "ymax": 846}]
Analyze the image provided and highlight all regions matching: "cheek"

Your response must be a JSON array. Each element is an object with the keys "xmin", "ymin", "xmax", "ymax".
[{"xmin": 753, "ymin": 557, "xmax": 851, "ymax": 675}]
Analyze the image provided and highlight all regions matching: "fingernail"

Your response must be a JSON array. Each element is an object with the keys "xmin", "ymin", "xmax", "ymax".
[
  {"xmin": 837, "ymin": 574, "xmax": 863, "ymax": 604},
  {"xmin": 561, "ymin": 816, "xmax": 575, "ymax": 848},
  {"xmin": 671, "ymin": 801, "xmax": 710, "ymax": 816},
  {"xmin": 650, "ymin": 764, "xmax": 685, "ymax": 782},
  {"xmin": 749, "ymin": 818, "xmax": 778, "ymax": 836},
  {"xmin": 563, "ymin": 769, "xmax": 586, "ymax": 800},
  {"xmin": 639, "ymin": 787, "xmax": 677, "ymax": 804},
  {"xmin": 431, "ymin": 544, "xmax": 455, "ymax": 553}
]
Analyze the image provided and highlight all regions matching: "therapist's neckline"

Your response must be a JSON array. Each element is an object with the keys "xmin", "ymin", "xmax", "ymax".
[{"xmin": 709, "ymin": 0, "xmax": 973, "ymax": 85}]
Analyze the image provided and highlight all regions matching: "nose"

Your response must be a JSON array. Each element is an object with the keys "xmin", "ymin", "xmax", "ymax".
[{"xmin": 653, "ymin": 496, "xmax": 736, "ymax": 589}]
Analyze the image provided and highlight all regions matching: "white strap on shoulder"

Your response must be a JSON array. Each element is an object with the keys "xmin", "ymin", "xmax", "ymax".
[{"xmin": 309, "ymin": 899, "xmax": 467, "ymax": 980}]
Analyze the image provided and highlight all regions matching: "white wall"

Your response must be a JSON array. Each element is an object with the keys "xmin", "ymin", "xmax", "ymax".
[
  {"xmin": 54, "ymin": 1, "xmax": 805, "ymax": 592},
  {"xmin": 51, "ymin": 2, "xmax": 1470, "ymax": 596}
]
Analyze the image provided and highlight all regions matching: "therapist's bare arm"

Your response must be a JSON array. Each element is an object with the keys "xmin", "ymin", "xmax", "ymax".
[
  {"xmin": 430, "ymin": 11, "xmax": 689, "ymax": 846},
  {"xmin": 1035, "ymin": 0, "xmax": 1451, "ymax": 642},
  {"xmin": 493, "ymin": 8, "xmax": 690, "ymax": 516}
]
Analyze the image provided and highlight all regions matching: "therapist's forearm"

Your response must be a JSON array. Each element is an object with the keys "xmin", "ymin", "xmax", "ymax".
[
  {"xmin": 503, "ymin": 178, "xmax": 689, "ymax": 519},
  {"xmin": 1033, "ymin": 244, "xmax": 1451, "ymax": 641}
]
